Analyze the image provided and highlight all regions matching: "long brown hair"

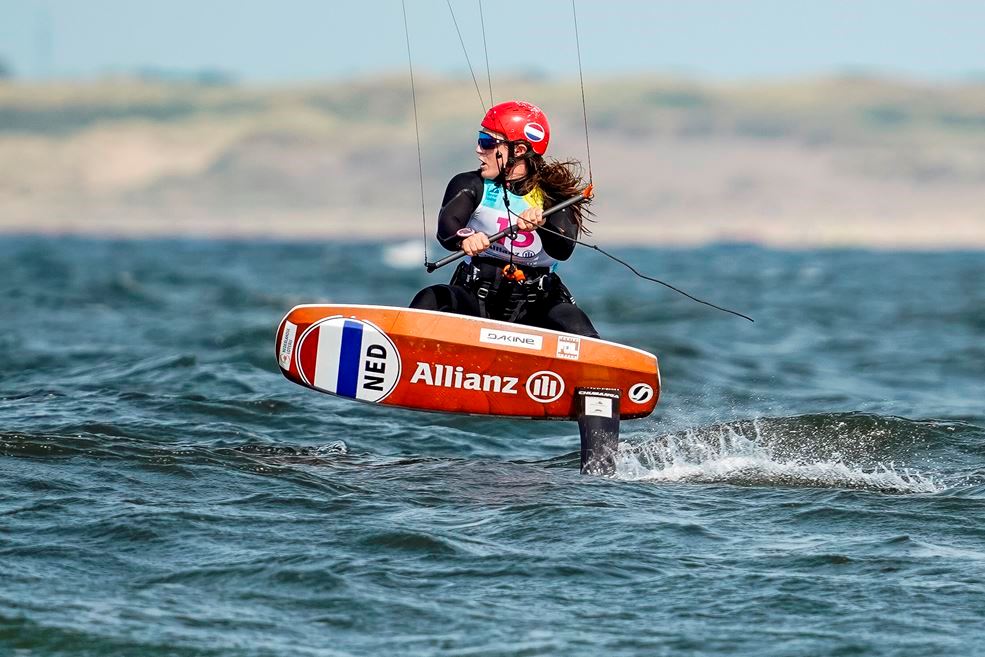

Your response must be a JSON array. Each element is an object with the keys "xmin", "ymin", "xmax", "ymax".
[{"xmin": 514, "ymin": 155, "xmax": 594, "ymax": 236}]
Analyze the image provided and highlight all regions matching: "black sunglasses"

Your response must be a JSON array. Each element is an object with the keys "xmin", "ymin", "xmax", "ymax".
[{"xmin": 477, "ymin": 131, "xmax": 508, "ymax": 150}]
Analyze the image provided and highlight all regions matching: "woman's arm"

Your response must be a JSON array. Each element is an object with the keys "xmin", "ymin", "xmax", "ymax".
[
  {"xmin": 538, "ymin": 204, "xmax": 578, "ymax": 261},
  {"xmin": 436, "ymin": 172, "xmax": 484, "ymax": 251}
]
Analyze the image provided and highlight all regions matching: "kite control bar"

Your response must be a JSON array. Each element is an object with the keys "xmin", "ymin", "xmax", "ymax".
[{"xmin": 425, "ymin": 185, "xmax": 593, "ymax": 273}]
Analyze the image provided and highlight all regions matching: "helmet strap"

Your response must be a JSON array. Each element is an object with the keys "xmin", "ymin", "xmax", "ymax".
[
  {"xmin": 494, "ymin": 150, "xmax": 508, "ymax": 186},
  {"xmin": 505, "ymin": 142, "xmax": 518, "ymax": 172},
  {"xmin": 496, "ymin": 141, "xmax": 533, "ymax": 189}
]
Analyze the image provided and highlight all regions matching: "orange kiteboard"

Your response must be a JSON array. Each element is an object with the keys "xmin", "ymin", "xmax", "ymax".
[{"xmin": 276, "ymin": 305, "xmax": 659, "ymax": 420}]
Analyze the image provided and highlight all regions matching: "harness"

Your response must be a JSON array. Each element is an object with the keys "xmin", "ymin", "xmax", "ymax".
[{"xmin": 451, "ymin": 257, "xmax": 563, "ymax": 322}]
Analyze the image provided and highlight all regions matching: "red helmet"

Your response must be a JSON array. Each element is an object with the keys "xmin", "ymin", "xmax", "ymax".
[{"xmin": 480, "ymin": 100, "xmax": 551, "ymax": 156}]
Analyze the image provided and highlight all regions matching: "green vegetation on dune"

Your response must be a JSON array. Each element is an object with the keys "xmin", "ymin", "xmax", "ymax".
[{"xmin": 3, "ymin": 75, "xmax": 985, "ymax": 142}]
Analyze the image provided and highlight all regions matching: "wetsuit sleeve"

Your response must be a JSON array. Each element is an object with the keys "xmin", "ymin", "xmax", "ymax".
[
  {"xmin": 538, "ymin": 204, "xmax": 578, "ymax": 261},
  {"xmin": 436, "ymin": 172, "xmax": 484, "ymax": 251}
]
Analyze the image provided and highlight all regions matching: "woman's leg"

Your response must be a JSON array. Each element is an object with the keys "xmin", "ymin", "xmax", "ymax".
[
  {"xmin": 409, "ymin": 284, "xmax": 481, "ymax": 316},
  {"xmin": 540, "ymin": 301, "xmax": 600, "ymax": 338},
  {"xmin": 523, "ymin": 275, "xmax": 600, "ymax": 338}
]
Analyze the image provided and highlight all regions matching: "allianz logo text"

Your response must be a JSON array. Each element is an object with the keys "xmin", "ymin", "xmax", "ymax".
[{"xmin": 409, "ymin": 362, "xmax": 519, "ymax": 394}]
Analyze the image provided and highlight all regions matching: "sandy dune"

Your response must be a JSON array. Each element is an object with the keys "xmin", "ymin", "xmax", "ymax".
[{"xmin": 2, "ymin": 76, "xmax": 983, "ymax": 248}]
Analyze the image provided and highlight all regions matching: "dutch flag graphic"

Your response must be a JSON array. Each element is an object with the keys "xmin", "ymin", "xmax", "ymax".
[
  {"xmin": 296, "ymin": 317, "xmax": 400, "ymax": 403},
  {"xmin": 523, "ymin": 122, "xmax": 545, "ymax": 143}
]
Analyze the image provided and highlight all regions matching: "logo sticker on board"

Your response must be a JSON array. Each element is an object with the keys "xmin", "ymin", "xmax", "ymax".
[
  {"xmin": 628, "ymin": 383, "xmax": 654, "ymax": 404},
  {"xmin": 523, "ymin": 122, "xmax": 545, "ymax": 142},
  {"xmin": 295, "ymin": 316, "xmax": 401, "ymax": 403},
  {"xmin": 278, "ymin": 321, "xmax": 297, "ymax": 369},
  {"xmin": 556, "ymin": 336, "xmax": 581, "ymax": 360},
  {"xmin": 480, "ymin": 327, "xmax": 543, "ymax": 351},
  {"xmin": 526, "ymin": 370, "xmax": 565, "ymax": 403},
  {"xmin": 584, "ymin": 395, "xmax": 612, "ymax": 418}
]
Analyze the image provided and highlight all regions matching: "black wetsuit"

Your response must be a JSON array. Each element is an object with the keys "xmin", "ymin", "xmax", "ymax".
[{"xmin": 410, "ymin": 171, "xmax": 599, "ymax": 338}]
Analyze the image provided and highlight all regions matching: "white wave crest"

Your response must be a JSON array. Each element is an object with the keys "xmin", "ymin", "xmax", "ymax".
[
  {"xmin": 382, "ymin": 240, "xmax": 426, "ymax": 270},
  {"xmin": 615, "ymin": 422, "xmax": 941, "ymax": 494}
]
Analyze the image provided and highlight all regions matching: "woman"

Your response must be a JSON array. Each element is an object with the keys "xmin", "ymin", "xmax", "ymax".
[{"xmin": 410, "ymin": 100, "xmax": 599, "ymax": 338}]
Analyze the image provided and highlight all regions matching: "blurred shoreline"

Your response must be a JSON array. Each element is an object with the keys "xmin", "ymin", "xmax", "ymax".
[
  {"xmin": 3, "ymin": 210, "xmax": 983, "ymax": 251},
  {"xmin": 2, "ymin": 75, "xmax": 983, "ymax": 248}
]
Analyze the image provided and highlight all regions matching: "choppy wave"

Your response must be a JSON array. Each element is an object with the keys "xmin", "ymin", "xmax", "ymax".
[
  {"xmin": 4, "ymin": 238, "xmax": 985, "ymax": 656},
  {"xmin": 616, "ymin": 413, "xmax": 947, "ymax": 493},
  {"xmin": 1, "ymin": 416, "xmax": 952, "ymax": 495}
]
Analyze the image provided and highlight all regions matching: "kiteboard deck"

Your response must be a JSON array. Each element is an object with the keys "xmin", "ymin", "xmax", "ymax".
[{"xmin": 276, "ymin": 304, "xmax": 659, "ymax": 420}]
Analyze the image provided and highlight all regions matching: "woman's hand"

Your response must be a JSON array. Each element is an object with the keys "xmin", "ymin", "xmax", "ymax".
[
  {"xmin": 516, "ymin": 207, "xmax": 545, "ymax": 232},
  {"xmin": 461, "ymin": 232, "xmax": 491, "ymax": 256}
]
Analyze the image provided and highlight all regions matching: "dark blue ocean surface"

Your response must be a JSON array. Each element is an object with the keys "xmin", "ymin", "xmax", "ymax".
[{"xmin": 1, "ymin": 236, "xmax": 983, "ymax": 656}]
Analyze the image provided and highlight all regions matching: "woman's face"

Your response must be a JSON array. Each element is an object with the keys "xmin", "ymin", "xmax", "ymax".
[
  {"xmin": 476, "ymin": 129, "xmax": 528, "ymax": 180},
  {"xmin": 476, "ymin": 129, "xmax": 508, "ymax": 179}
]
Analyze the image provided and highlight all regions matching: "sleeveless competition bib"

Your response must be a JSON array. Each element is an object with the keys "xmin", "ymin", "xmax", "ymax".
[{"xmin": 464, "ymin": 179, "xmax": 557, "ymax": 269}]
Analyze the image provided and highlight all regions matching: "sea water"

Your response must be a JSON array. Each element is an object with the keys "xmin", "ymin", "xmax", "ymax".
[{"xmin": 1, "ymin": 237, "xmax": 983, "ymax": 656}]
